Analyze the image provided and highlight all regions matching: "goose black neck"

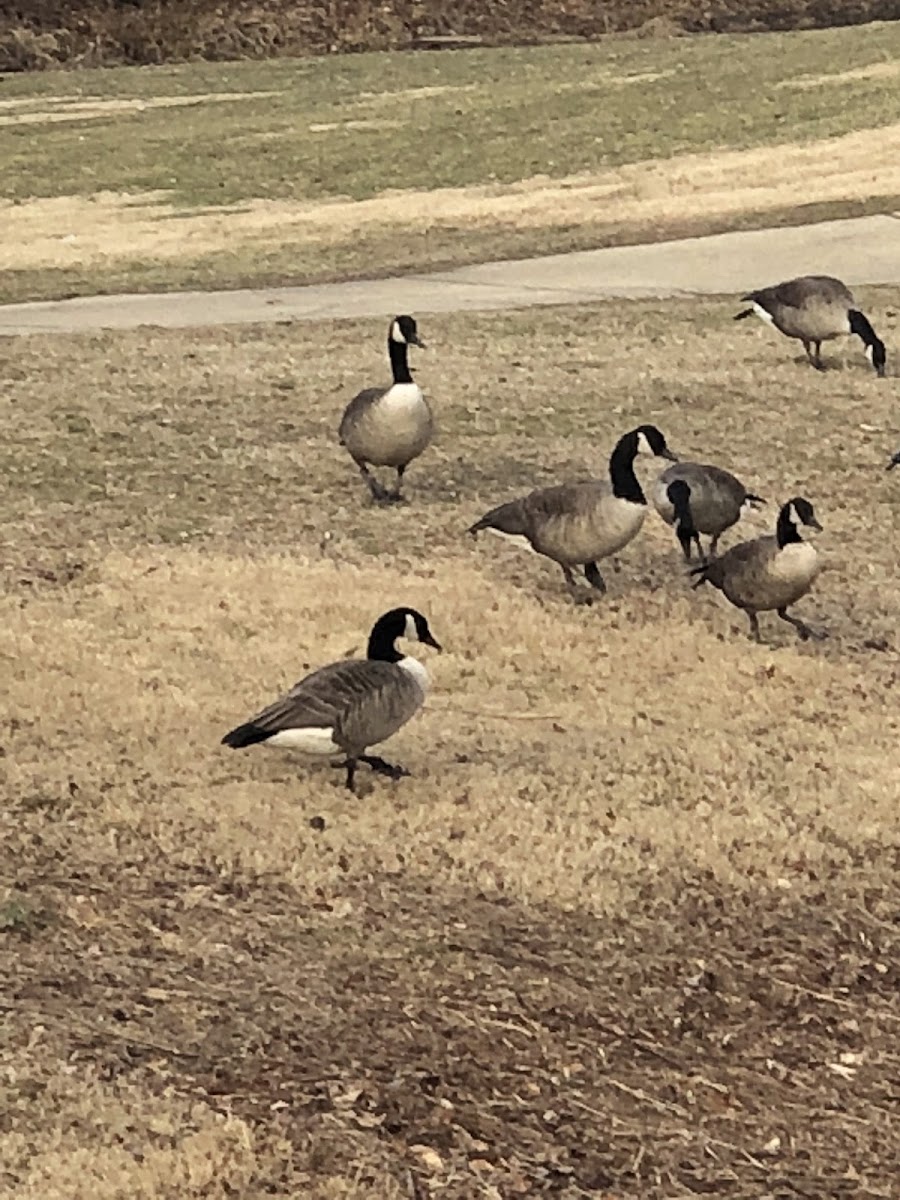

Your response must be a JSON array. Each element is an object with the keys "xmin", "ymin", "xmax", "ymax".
[
  {"xmin": 848, "ymin": 308, "xmax": 877, "ymax": 346},
  {"xmin": 367, "ymin": 621, "xmax": 403, "ymax": 663},
  {"xmin": 776, "ymin": 503, "xmax": 803, "ymax": 548},
  {"xmin": 388, "ymin": 338, "xmax": 413, "ymax": 384},
  {"xmin": 608, "ymin": 433, "xmax": 645, "ymax": 503}
]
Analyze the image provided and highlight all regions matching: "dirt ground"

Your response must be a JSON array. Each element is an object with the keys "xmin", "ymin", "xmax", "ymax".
[{"xmin": 1, "ymin": 299, "xmax": 898, "ymax": 1197}]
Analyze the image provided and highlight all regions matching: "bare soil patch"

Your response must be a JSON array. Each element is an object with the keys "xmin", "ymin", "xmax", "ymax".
[{"xmin": 1, "ymin": 300, "xmax": 898, "ymax": 1194}]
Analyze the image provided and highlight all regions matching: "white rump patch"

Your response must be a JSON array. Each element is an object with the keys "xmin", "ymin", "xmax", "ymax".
[
  {"xmin": 268, "ymin": 726, "xmax": 341, "ymax": 755},
  {"xmin": 485, "ymin": 528, "xmax": 535, "ymax": 551},
  {"xmin": 390, "ymin": 319, "xmax": 406, "ymax": 344},
  {"xmin": 398, "ymin": 654, "xmax": 430, "ymax": 695},
  {"xmin": 751, "ymin": 301, "xmax": 775, "ymax": 326}
]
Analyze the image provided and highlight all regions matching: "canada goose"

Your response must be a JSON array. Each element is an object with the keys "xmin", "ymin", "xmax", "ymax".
[
  {"xmin": 734, "ymin": 275, "xmax": 886, "ymax": 376},
  {"xmin": 221, "ymin": 607, "xmax": 442, "ymax": 792},
  {"xmin": 690, "ymin": 497, "xmax": 824, "ymax": 643},
  {"xmin": 468, "ymin": 424, "xmax": 678, "ymax": 603},
  {"xmin": 888, "ymin": 450, "xmax": 900, "ymax": 471},
  {"xmin": 339, "ymin": 315, "xmax": 433, "ymax": 502},
  {"xmin": 652, "ymin": 462, "xmax": 765, "ymax": 560}
]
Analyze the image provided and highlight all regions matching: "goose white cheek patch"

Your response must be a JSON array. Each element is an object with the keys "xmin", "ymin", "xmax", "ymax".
[
  {"xmin": 865, "ymin": 344, "xmax": 875, "ymax": 363},
  {"xmin": 636, "ymin": 431, "xmax": 653, "ymax": 456},
  {"xmin": 391, "ymin": 320, "xmax": 406, "ymax": 344},
  {"xmin": 404, "ymin": 612, "xmax": 419, "ymax": 641}
]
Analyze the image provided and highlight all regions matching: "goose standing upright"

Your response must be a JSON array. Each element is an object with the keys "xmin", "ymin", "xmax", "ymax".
[
  {"xmin": 468, "ymin": 424, "xmax": 678, "ymax": 603},
  {"xmin": 734, "ymin": 275, "xmax": 886, "ymax": 376},
  {"xmin": 690, "ymin": 497, "xmax": 824, "ymax": 643},
  {"xmin": 222, "ymin": 607, "xmax": 442, "ymax": 792},
  {"xmin": 339, "ymin": 315, "xmax": 434, "ymax": 502}
]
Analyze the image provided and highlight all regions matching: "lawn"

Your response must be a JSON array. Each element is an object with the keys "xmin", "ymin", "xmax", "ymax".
[
  {"xmin": 2, "ymin": 22, "xmax": 900, "ymax": 302},
  {"xmin": 1, "ymin": 297, "xmax": 898, "ymax": 1197}
]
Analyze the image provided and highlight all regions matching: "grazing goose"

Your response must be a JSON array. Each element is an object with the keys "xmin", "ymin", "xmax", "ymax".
[
  {"xmin": 652, "ymin": 461, "xmax": 765, "ymax": 560},
  {"xmin": 468, "ymin": 424, "xmax": 678, "ymax": 603},
  {"xmin": 339, "ymin": 315, "xmax": 433, "ymax": 502},
  {"xmin": 222, "ymin": 607, "xmax": 442, "ymax": 792},
  {"xmin": 734, "ymin": 275, "xmax": 886, "ymax": 376},
  {"xmin": 690, "ymin": 497, "xmax": 824, "ymax": 643}
]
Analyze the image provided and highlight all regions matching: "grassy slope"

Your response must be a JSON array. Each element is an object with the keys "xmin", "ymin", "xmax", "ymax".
[
  {"xmin": 2, "ymin": 23, "xmax": 900, "ymax": 301},
  {"xmin": 1, "ymin": 299, "xmax": 899, "ymax": 1196}
]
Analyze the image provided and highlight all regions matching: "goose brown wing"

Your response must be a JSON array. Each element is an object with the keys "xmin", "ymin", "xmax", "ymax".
[
  {"xmin": 333, "ymin": 662, "xmax": 426, "ymax": 753},
  {"xmin": 745, "ymin": 276, "xmax": 851, "ymax": 312},
  {"xmin": 245, "ymin": 659, "xmax": 424, "ymax": 754},
  {"xmin": 339, "ymin": 386, "xmax": 388, "ymax": 443}
]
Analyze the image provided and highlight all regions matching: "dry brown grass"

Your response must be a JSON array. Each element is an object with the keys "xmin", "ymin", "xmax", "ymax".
[
  {"xmin": 1, "ymin": 298, "xmax": 899, "ymax": 1196},
  {"xmin": 4, "ymin": 122, "xmax": 900, "ymax": 279}
]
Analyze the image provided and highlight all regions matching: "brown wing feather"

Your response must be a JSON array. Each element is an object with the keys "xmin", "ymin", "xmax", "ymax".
[
  {"xmin": 744, "ymin": 276, "xmax": 852, "ymax": 312},
  {"xmin": 246, "ymin": 659, "xmax": 424, "ymax": 755},
  {"xmin": 338, "ymin": 386, "xmax": 388, "ymax": 444}
]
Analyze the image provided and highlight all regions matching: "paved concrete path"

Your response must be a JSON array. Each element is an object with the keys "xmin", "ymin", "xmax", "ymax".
[{"xmin": 2, "ymin": 215, "xmax": 899, "ymax": 337}]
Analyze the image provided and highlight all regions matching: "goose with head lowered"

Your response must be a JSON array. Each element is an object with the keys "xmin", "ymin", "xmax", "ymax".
[
  {"xmin": 734, "ymin": 275, "xmax": 886, "ymax": 376},
  {"xmin": 468, "ymin": 424, "xmax": 678, "ymax": 603},
  {"xmin": 652, "ymin": 461, "xmax": 765, "ymax": 561},
  {"xmin": 689, "ymin": 497, "xmax": 824, "ymax": 644},
  {"xmin": 221, "ymin": 607, "xmax": 442, "ymax": 792},
  {"xmin": 339, "ymin": 315, "xmax": 433, "ymax": 503}
]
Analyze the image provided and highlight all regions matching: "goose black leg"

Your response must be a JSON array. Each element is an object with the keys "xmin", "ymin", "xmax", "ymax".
[
  {"xmin": 777, "ymin": 606, "xmax": 826, "ymax": 642},
  {"xmin": 359, "ymin": 753, "xmax": 410, "ymax": 780},
  {"xmin": 708, "ymin": 533, "xmax": 721, "ymax": 559},
  {"xmin": 803, "ymin": 340, "xmax": 825, "ymax": 371},
  {"xmin": 387, "ymin": 464, "xmax": 407, "ymax": 503},
  {"xmin": 344, "ymin": 758, "xmax": 358, "ymax": 792},
  {"xmin": 584, "ymin": 561, "xmax": 607, "ymax": 592},
  {"xmin": 561, "ymin": 564, "xmax": 592, "ymax": 605},
  {"xmin": 746, "ymin": 611, "xmax": 762, "ymax": 643},
  {"xmin": 356, "ymin": 461, "xmax": 390, "ymax": 502}
]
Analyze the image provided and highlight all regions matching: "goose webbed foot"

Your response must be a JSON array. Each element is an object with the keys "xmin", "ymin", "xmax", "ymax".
[
  {"xmin": 778, "ymin": 607, "xmax": 826, "ymax": 642},
  {"xmin": 359, "ymin": 753, "xmax": 410, "ymax": 780},
  {"xmin": 358, "ymin": 465, "xmax": 391, "ymax": 503},
  {"xmin": 561, "ymin": 565, "xmax": 594, "ymax": 605}
]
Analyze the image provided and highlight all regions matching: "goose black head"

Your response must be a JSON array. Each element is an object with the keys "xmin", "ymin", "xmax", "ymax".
[
  {"xmin": 368, "ymin": 607, "xmax": 442, "ymax": 660},
  {"xmin": 848, "ymin": 309, "xmax": 886, "ymax": 377},
  {"xmin": 633, "ymin": 425, "xmax": 679, "ymax": 462},
  {"xmin": 390, "ymin": 315, "xmax": 426, "ymax": 349},
  {"xmin": 666, "ymin": 479, "xmax": 702, "ymax": 561},
  {"xmin": 788, "ymin": 496, "xmax": 822, "ymax": 532}
]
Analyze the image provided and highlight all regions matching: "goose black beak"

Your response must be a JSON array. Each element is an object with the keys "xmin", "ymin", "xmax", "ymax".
[
  {"xmin": 661, "ymin": 448, "xmax": 679, "ymax": 463},
  {"xmin": 413, "ymin": 337, "xmax": 427, "ymax": 350},
  {"xmin": 423, "ymin": 632, "xmax": 442, "ymax": 652},
  {"xmin": 807, "ymin": 518, "xmax": 824, "ymax": 533}
]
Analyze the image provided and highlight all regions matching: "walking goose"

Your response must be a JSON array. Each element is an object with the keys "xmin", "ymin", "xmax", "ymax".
[
  {"xmin": 652, "ymin": 461, "xmax": 764, "ymax": 560},
  {"xmin": 734, "ymin": 275, "xmax": 886, "ymax": 376},
  {"xmin": 468, "ymin": 424, "xmax": 678, "ymax": 603},
  {"xmin": 221, "ymin": 607, "xmax": 442, "ymax": 792},
  {"xmin": 689, "ymin": 497, "xmax": 824, "ymax": 643},
  {"xmin": 339, "ymin": 315, "xmax": 434, "ymax": 502}
]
